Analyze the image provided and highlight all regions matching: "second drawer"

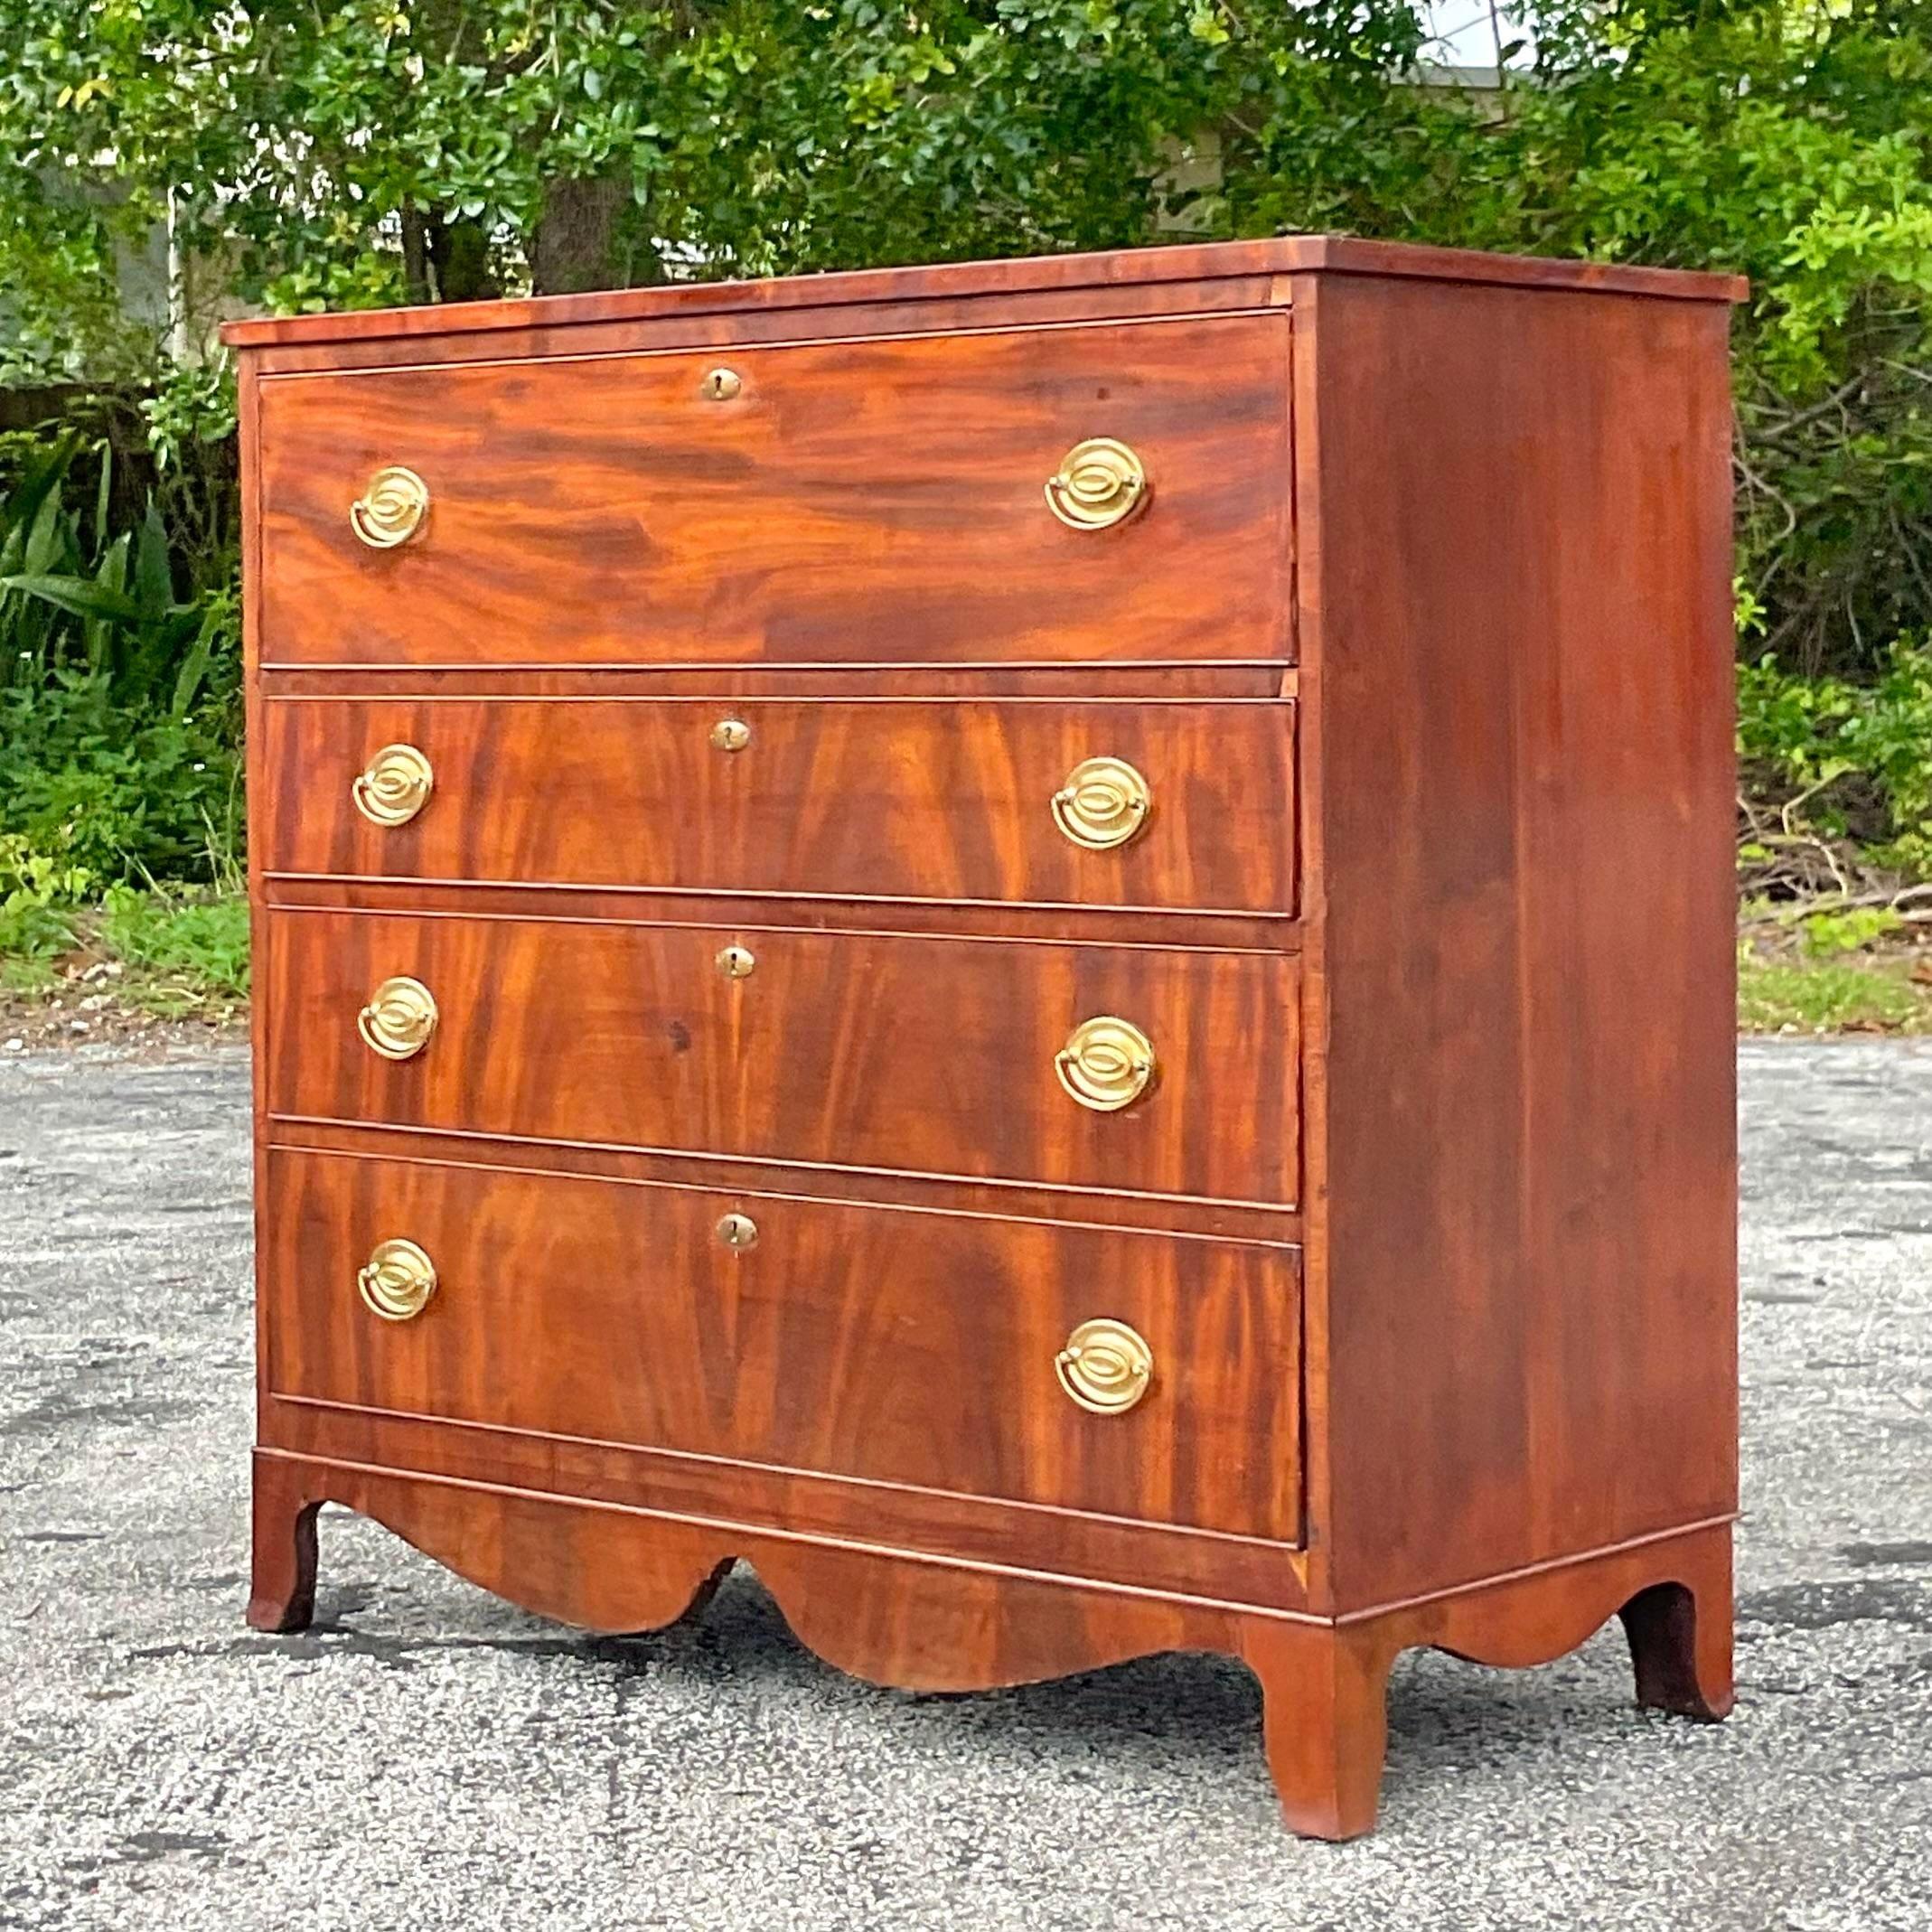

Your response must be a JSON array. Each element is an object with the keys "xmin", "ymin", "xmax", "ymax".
[
  {"xmin": 261, "ymin": 912, "xmax": 1300, "ymax": 1206},
  {"xmin": 258, "ymin": 698, "xmax": 1297, "ymax": 915}
]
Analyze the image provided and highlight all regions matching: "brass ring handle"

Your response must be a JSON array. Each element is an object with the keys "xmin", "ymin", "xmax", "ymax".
[
  {"xmin": 1055, "ymin": 1016, "xmax": 1156, "ymax": 1112},
  {"xmin": 1046, "ymin": 438, "xmax": 1148, "ymax": 531},
  {"xmin": 351, "ymin": 743, "xmax": 434, "ymax": 827},
  {"xmin": 357, "ymin": 976, "xmax": 439, "ymax": 1061},
  {"xmin": 1052, "ymin": 756, "xmax": 1151, "ymax": 850},
  {"xmin": 1056, "ymin": 1318, "xmax": 1154, "ymax": 1415},
  {"xmin": 358, "ymin": 1238, "xmax": 438, "ymax": 1322},
  {"xmin": 350, "ymin": 465, "xmax": 430, "ymax": 549}
]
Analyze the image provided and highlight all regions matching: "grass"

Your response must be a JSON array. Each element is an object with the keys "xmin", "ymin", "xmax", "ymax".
[
  {"xmin": 1737, "ymin": 952, "xmax": 1932, "ymax": 1035},
  {"xmin": 0, "ymin": 884, "xmax": 249, "ymax": 1030}
]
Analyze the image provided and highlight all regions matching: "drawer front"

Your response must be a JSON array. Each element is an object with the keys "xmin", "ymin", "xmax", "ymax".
[
  {"xmin": 262, "ymin": 912, "xmax": 1299, "ymax": 1205},
  {"xmin": 259, "ymin": 699, "xmax": 1296, "ymax": 914},
  {"xmin": 257, "ymin": 314, "xmax": 1291, "ymax": 667},
  {"xmin": 263, "ymin": 1150, "xmax": 1303, "ymax": 1543}
]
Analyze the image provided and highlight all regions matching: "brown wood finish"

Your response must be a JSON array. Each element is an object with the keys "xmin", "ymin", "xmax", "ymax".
[
  {"xmin": 258, "ymin": 697, "xmax": 1297, "ymax": 913},
  {"xmin": 260, "ymin": 909, "xmax": 1301, "ymax": 1205},
  {"xmin": 258, "ymin": 314, "xmax": 1292, "ymax": 666},
  {"xmin": 258, "ymin": 1386, "xmax": 1310, "ymax": 1606},
  {"xmin": 262, "ymin": 1149, "xmax": 1303, "ymax": 1542},
  {"xmin": 265, "ymin": 875, "xmax": 1295, "ymax": 954},
  {"xmin": 1290, "ymin": 268, "xmax": 1740, "ymax": 1612},
  {"xmin": 248, "ymin": 1451, "xmax": 1730, "ymax": 1839},
  {"xmin": 267, "ymin": 1121, "xmax": 1302, "ymax": 1244},
  {"xmin": 231, "ymin": 237, "xmax": 1741, "ymax": 1839},
  {"xmin": 224, "ymin": 233, "xmax": 1746, "ymax": 353}
]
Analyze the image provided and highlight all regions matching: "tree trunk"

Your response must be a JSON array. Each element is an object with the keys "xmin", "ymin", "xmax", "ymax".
[
  {"xmin": 399, "ymin": 205, "xmax": 433, "ymax": 305},
  {"xmin": 427, "ymin": 217, "xmax": 502, "ymax": 304},
  {"xmin": 530, "ymin": 176, "xmax": 663, "ymax": 295}
]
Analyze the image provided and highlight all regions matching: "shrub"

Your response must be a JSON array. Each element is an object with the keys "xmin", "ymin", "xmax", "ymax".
[{"xmin": 1737, "ymin": 637, "xmax": 1932, "ymax": 880}]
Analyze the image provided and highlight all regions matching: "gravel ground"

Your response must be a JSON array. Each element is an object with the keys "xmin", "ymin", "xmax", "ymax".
[{"xmin": 1, "ymin": 1041, "xmax": 1927, "ymax": 1930}]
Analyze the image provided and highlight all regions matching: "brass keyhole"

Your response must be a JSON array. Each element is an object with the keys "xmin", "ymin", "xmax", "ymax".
[
  {"xmin": 717, "ymin": 1212, "xmax": 758, "ymax": 1251},
  {"xmin": 710, "ymin": 717, "xmax": 752, "ymax": 753},
  {"xmin": 702, "ymin": 369, "xmax": 743, "ymax": 401}
]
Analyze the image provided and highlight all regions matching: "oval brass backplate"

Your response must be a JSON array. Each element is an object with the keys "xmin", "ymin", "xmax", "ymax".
[
  {"xmin": 1055, "ymin": 1318, "xmax": 1154, "ymax": 1414},
  {"xmin": 716, "ymin": 1212, "xmax": 759, "ymax": 1251},
  {"xmin": 1051, "ymin": 755, "xmax": 1151, "ymax": 850},
  {"xmin": 1045, "ymin": 438, "xmax": 1148, "ymax": 531},
  {"xmin": 1055, "ymin": 1015, "xmax": 1156, "ymax": 1112},
  {"xmin": 357, "ymin": 976, "xmax": 439, "ymax": 1062},
  {"xmin": 709, "ymin": 717, "xmax": 752, "ymax": 753},
  {"xmin": 716, "ymin": 944, "xmax": 756, "ymax": 980},
  {"xmin": 702, "ymin": 368, "xmax": 743, "ymax": 401},
  {"xmin": 351, "ymin": 743, "xmax": 434, "ymax": 828},
  {"xmin": 358, "ymin": 1237, "xmax": 438, "ymax": 1322},
  {"xmin": 350, "ymin": 465, "xmax": 430, "ymax": 549}
]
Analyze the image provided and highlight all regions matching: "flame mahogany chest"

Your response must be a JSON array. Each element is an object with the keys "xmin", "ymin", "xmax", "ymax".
[{"xmin": 229, "ymin": 237, "xmax": 1743, "ymax": 1839}]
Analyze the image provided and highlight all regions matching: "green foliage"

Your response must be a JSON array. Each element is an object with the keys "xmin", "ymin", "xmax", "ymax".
[
  {"xmin": 0, "ymin": 836, "xmax": 87, "ymax": 957},
  {"xmin": 0, "ymin": 675, "xmax": 241, "ymax": 893},
  {"xmin": 98, "ymin": 884, "xmax": 250, "ymax": 998},
  {"xmin": 1737, "ymin": 951, "xmax": 1931, "ymax": 1034},
  {"xmin": 0, "ymin": 0, "xmax": 1927, "ymax": 921},
  {"xmin": 1798, "ymin": 905, "xmax": 1907, "ymax": 958},
  {"xmin": 1738, "ymin": 638, "xmax": 1932, "ymax": 877}
]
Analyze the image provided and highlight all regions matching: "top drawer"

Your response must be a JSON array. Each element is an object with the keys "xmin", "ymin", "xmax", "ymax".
[{"xmin": 255, "ymin": 313, "xmax": 1292, "ymax": 668}]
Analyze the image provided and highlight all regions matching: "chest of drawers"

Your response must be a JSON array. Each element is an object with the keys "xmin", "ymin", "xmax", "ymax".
[{"xmin": 229, "ymin": 236, "xmax": 1743, "ymax": 1840}]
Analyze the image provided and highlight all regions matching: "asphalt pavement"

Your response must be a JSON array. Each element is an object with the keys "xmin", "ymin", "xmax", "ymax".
[{"xmin": 1, "ymin": 1040, "xmax": 1927, "ymax": 1930}]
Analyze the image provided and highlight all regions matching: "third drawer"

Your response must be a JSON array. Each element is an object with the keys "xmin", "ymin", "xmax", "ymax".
[{"xmin": 261, "ymin": 910, "xmax": 1300, "ymax": 1206}]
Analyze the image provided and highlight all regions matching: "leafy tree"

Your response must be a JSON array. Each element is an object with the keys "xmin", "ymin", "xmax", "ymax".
[{"xmin": 1, "ymin": 0, "xmax": 1927, "ymax": 719}]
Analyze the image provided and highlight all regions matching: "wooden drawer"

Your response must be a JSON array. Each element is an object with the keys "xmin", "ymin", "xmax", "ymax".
[
  {"xmin": 261, "ymin": 912, "xmax": 1300, "ymax": 1206},
  {"xmin": 262, "ymin": 1149, "xmax": 1303, "ymax": 1543},
  {"xmin": 255, "ymin": 314, "xmax": 1292, "ymax": 667},
  {"xmin": 258, "ymin": 698, "xmax": 1296, "ymax": 914}
]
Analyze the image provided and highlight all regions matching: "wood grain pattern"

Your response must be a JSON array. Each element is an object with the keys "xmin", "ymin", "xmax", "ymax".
[
  {"xmin": 267, "ymin": 1121, "xmax": 1301, "ymax": 1244},
  {"xmin": 257, "ymin": 697, "xmax": 1296, "ymax": 913},
  {"xmin": 221, "ymin": 234, "xmax": 1745, "ymax": 352},
  {"xmin": 1290, "ymin": 269, "xmax": 1740, "ymax": 1612},
  {"xmin": 261, "ymin": 1149, "xmax": 1303, "ymax": 1543},
  {"xmin": 260, "ymin": 663, "xmax": 1293, "ymax": 698},
  {"xmin": 260, "ymin": 910, "xmax": 1301, "ymax": 1205},
  {"xmin": 265, "ymin": 875, "xmax": 1295, "ymax": 953},
  {"xmin": 256, "ymin": 314, "xmax": 1292, "ymax": 666},
  {"xmin": 258, "ymin": 1387, "xmax": 1309, "ymax": 1606},
  {"xmin": 248, "ymin": 1456, "xmax": 1731, "ymax": 1841},
  {"xmin": 237, "ymin": 239, "xmax": 1744, "ymax": 1839}
]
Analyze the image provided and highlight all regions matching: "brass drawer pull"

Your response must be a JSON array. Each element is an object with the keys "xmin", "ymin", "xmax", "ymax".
[
  {"xmin": 1055, "ymin": 1016, "xmax": 1156, "ymax": 1112},
  {"xmin": 350, "ymin": 465, "xmax": 430, "ymax": 549},
  {"xmin": 351, "ymin": 743, "xmax": 434, "ymax": 827},
  {"xmin": 1052, "ymin": 756, "xmax": 1150, "ymax": 850},
  {"xmin": 1056, "ymin": 1318, "xmax": 1153, "ymax": 1415},
  {"xmin": 1046, "ymin": 438, "xmax": 1147, "ymax": 531},
  {"xmin": 357, "ymin": 976, "xmax": 439, "ymax": 1061},
  {"xmin": 358, "ymin": 1237, "xmax": 437, "ymax": 1322}
]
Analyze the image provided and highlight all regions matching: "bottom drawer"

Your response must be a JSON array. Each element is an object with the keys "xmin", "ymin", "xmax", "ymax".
[{"xmin": 261, "ymin": 1150, "xmax": 1303, "ymax": 1545}]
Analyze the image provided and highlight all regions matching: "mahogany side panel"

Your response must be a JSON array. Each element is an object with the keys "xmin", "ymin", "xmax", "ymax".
[
  {"xmin": 260, "ymin": 1148, "xmax": 1305, "ymax": 1543},
  {"xmin": 257, "ymin": 314, "xmax": 1292, "ymax": 666},
  {"xmin": 257, "ymin": 697, "xmax": 1297, "ymax": 914},
  {"xmin": 259, "ymin": 911, "xmax": 1302, "ymax": 1206},
  {"xmin": 1294, "ymin": 271, "xmax": 1740, "ymax": 1611}
]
